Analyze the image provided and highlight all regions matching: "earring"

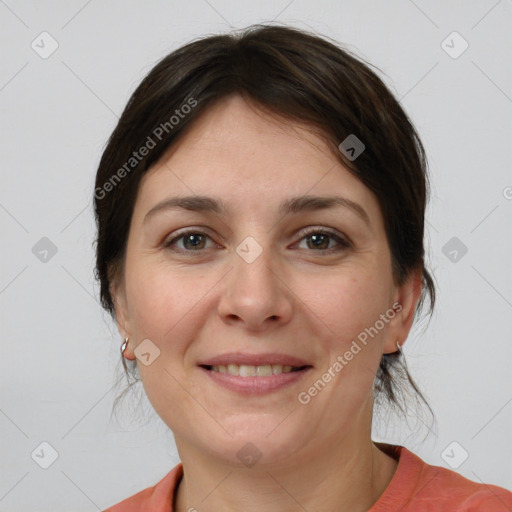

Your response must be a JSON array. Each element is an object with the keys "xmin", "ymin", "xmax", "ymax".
[
  {"xmin": 396, "ymin": 340, "xmax": 402, "ymax": 354},
  {"xmin": 121, "ymin": 337, "xmax": 129, "ymax": 356}
]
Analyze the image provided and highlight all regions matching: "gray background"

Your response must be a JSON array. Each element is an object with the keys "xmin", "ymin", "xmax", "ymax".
[{"xmin": 1, "ymin": 0, "xmax": 511, "ymax": 510}]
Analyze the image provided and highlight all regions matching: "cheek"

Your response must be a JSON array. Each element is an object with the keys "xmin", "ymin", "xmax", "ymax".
[
  {"xmin": 303, "ymin": 269, "xmax": 391, "ymax": 344},
  {"xmin": 125, "ymin": 262, "xmax": 205, "ymax": 338},
  {"xmin": 124, "ymin": 265, "xmax": 203, "ymax": 416},
  {"xmin": 123, "ymin": 262, "xmax": 223, "ymax": 401},
  {"xmin": 309, "ymin": 277, "xmax": 391, "ymax": 392}
]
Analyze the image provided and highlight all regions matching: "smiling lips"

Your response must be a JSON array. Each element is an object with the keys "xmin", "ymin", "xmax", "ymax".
[
  {"xmin": 208, "ymin": 363, "xmax": 300, "ymax": 376},
  {"xmin": 198, "ymin": 352, "xmax": 313, "ymax": 394},
  {"xmin": 198, "ymin": 352, "xmax": 312, "ymax": 373}
]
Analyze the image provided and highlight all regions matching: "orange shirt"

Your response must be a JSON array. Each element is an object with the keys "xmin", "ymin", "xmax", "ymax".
[{"xmin": 103, "ymin": 444, "xmax": 512, "ymax": 511}]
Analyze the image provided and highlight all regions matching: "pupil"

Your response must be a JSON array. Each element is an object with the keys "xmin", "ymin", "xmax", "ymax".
[
  {"xmin": 187, "ymin": 234, "xmax": 203, "ymax": 248},
  {"xmin": 310, "ymin": 234, "xmax": 327, "ymax": 249}
]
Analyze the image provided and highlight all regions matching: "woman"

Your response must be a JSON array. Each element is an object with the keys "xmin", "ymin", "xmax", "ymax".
[{"xmin": 95, "ymin": 24, "xmax": 512, "ymax": 511}]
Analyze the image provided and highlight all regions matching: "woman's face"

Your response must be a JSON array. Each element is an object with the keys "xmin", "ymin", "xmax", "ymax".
[{"xmin": 112, "ymin": 94, "xmax": 420, "ymax": 467}]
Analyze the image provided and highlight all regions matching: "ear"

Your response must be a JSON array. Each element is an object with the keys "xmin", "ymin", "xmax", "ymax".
[
  {"xmin": 382, "ymin": 267, "xmax": 423, "ymax": 354},
  {"xmin": 110, "ymin": 276, "xmax": 133, "ymax": 355}
]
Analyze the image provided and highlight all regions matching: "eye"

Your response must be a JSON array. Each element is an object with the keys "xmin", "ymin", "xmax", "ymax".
[
  {"xmin": 296, "ymin": 227, "xmax": 351, "ymax": 252},
  {"xmin": 163, "ymin": 230, "xmax": 215, "ymax": 252}
]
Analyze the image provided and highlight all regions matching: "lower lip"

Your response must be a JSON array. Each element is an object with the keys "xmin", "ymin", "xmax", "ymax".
[{"xmin": 199, "ymin": 366, "xmax": 312, "ymax": 395}]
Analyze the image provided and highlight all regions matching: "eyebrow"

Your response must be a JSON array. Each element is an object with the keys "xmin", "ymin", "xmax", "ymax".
[{"xmin": 143, "ymin": 194, "xmax": 371, "ymax": 225}]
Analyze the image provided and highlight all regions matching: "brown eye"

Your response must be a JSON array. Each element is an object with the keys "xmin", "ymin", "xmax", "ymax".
[
  {"xmin": 306, "ymin": 233, "xmax": 330, "ymax": 250},
  {"xmin": 164, "ymin": 231, "xmax": 213, "ymax": 251},
  {"xmin": 298, "ymin": 228, "xmax": 351, "ymax": 252}
]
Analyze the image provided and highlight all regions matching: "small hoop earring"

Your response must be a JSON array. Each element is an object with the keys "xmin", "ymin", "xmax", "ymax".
[
  {"xmin": 121, "ymin": 337, "xmax": 129, "ymax": 356},
  {"xmin": 396, "ymin": 340, "xmax": 402, "ymax": 354}
]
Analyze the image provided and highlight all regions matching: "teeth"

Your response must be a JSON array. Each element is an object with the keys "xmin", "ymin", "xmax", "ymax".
[
  {"xmin": 272, "ymin": 365, "xmax": 282, "ymax": 375},
  {"xmin": 256, "ymin": 365, "xmax": 272, "ymax": 376},
  {"xmin": 210, "ymin": 364, "xmax": 297, "ymax": 376},
  {"xmin": 240, "ymin": 365, "xmax": 256, "ymax": 377}
]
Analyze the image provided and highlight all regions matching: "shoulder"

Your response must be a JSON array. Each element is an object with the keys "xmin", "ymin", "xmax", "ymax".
[
  {"xmin": 418, "ymin": 458, "xmax": 512, "ymax": 511},
  {"xmin": 372, "ymin": 444, "xmax": 512, "ymax": 512},
  {"xmin": 102, "ymin": 463, "xmax": 183, "ymax": 512},
  {"xmin": 458, "ymin": 485, "xmax": 512, "ymax": 511}
]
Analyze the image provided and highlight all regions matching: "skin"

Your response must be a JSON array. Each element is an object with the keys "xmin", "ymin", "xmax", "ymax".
[{"xmin": 111, "ymin": 94, "xmax": 422, "ymax": 512}]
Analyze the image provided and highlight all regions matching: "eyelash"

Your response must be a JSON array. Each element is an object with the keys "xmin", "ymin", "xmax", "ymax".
[{"xmin": 163, "ymin": 226, "xmax": 351, "ymax": 254}]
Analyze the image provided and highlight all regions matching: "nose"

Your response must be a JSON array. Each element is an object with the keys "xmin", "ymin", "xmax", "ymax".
[{"xmin": 217, "ymin": 245, "xmax": 293, "ymax": 332}]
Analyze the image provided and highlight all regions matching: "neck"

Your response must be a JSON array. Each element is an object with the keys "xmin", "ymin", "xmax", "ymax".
[{"xmin": 174, "ymin": 424, "xmax": 398, "ymax": 512}]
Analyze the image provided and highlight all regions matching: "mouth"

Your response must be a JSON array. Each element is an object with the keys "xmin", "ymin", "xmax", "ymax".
[
  {"xmin": 200, "ymin": 363, "xmax": 311, "ymax": 376},
  {"xmin": 197, "ymin": 353, "xmax": 313, "ymax": 395}
]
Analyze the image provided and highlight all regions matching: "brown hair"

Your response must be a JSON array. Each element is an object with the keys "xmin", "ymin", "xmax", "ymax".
[{"xmin": 94, "ymin": 23, "xmax": 436, "ymax": 428}]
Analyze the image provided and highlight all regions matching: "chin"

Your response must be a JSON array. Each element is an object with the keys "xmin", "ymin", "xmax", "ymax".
[{"xmin": 202, "ymin": 416, "xmax": 308, "ymax": 468}]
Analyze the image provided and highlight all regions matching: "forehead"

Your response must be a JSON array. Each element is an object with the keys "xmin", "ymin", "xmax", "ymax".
[{"xmin": 134, "ymin": 95, "xmax": 382, "ymax": 225}]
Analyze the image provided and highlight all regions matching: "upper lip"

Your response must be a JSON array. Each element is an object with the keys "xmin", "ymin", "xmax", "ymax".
[{"xmin": 198, "ymin": 352, "xmax": 312, "ymax": 368}]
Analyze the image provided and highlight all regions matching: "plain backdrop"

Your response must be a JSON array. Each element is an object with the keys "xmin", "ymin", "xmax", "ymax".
[{"xmin": 1, "ymin": 1, "xmax": 511, "ymax": 510}]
